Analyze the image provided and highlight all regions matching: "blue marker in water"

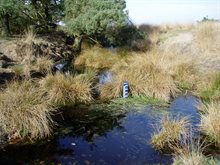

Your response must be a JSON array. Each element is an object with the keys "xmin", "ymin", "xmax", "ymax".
[{"xmin": 123, "ymin": 81, "xmax": 129, "ymax": 98}]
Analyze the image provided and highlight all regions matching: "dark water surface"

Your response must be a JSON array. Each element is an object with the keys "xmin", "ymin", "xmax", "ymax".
[{"xmin": 0, "ymin": 96, "xmax": 200, "ymax": 165}]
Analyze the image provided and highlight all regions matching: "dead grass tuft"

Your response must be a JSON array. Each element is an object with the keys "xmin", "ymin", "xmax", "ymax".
[
  {"xmin": 0, "ymin": 80, "xmax": 54, "ymax": 140},
  {"xmin": 100, "ymin": 50, "xmax": 178, "ymax": 102},
  {"xmin": 40, "ymin": 73, "xmax": 92, "ymax": 107},
  {"xmin": 198, "ymin": 102, "xmax": 220, "ymax": 146},
  {"xmin": 195, "ymin": 22, "xmax": 220, "ymax": 53},
  {"xmin": 74, "ymin": 46, "xmax": 130, "ymax": 71},
  {"xmin": 150, "ymin": 115, "xmax": 189, "ymax": 151}
]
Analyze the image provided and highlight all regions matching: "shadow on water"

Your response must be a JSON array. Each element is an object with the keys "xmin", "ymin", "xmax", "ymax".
[{"xmin": 0, "ymin": 95, "xmax": 200, "ymax": 165}]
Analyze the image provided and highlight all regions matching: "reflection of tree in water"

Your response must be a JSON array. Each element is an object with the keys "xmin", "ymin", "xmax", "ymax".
[
  {"xmin": 56, "ymin": 104, "xmax": 126, "ymax": 143},
  {"xmin": 0, "ymin": 104, "xmax": 126, "ymax": 164},
  {"xmin": 0, "ymin": 139, "xmax": 73, "ymax": 164}
]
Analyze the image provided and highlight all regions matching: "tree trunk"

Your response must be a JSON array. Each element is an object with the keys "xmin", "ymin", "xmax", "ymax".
[
  {"xmin": 1, "ymin": 14, "xmax": 10, "ymax": 37},
  {"xmin": 73, "ymin": 35, "xmax": 83, "ymax": 54},
  {"xmin": 44, "ymin": 2, "xmax": 50, "ymax": 30}
]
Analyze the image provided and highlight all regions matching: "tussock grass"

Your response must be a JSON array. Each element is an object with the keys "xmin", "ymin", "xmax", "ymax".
[
  {"xmin": 0, "ymin": 80, "xmax": 54, "ymax": 140},
  {"xmin": 195, "ymin": 22, "xmax": 220, "ymax": 53},
  {"xmin": 40, "ymin": 73, "xmax": 92, "ymax": 107},
  {"xmin": 74, "ymin": 46, "xmax": 130, "ymax": 71},
  {"xmin": 32, "ymin": 56, "xmax": 53, "ymax": 74},
  {"xmin": 198, "ymin": 102, "xmax": 220, "ymax": 146},
  {"xmin": 167, "ymin": 58, "xmax": 198, "ymax": 91},
  {"xmin": 150, "ymin": 116, "xmax": 189, "ymax": 151},
  {"xmin": 198, "ymin": 73, "xmax": 220, "ymax": 101},
  {"xmin": 100, "ymin": 50, "xmax": 178, "ymax": 102},
  {"xmin": 172, "ymin": 137, "xmax": 216, "ymax": 165},
  {"xmin": 13, "ymin": 29, "xmax": 53, "ymax": 77}
]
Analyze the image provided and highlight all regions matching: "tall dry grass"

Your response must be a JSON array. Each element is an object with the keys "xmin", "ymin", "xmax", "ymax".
[
  {"xmin": 198, "ymin": 102, "xmax": 220, "ymax": 146},
  {"xmin": 0, "ymin": 80, "xmax": 54, "ymax": 140},
  {"xmin": 172, "ymin": 136, "xmax": 216, "ymax": 165},
  {"xmin": 99, "ymin": 49, "xmax": 200, "ymax": 102},
  {"xmin": 195, "ymin": 22, "xmax": 220, "ymax": 53},
  {"xmin": 197, "ymin": 73, "xmax": 220, "ymax": 101},
  {"xmin": 74, "ymin": 46, "xmax": 131, "ymax": 71},
  {"xmin": 40, "ymin": 73, "xmax": 92, "ymax": 107},
  {"xmin": 13, "ymin": 28, "xmax": 53, "ymax": 77},
  {"xmin": 150, "ymin": 115, "xmax": 189, "ymax": 151}
]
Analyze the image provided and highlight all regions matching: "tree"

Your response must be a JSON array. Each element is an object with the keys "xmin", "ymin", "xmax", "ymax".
[
  {"xmin": 23, "ymin": 0, "xmax": 64, "ymax": 31},
  {"xmin": 64, "ymin": 0, "xmax": 129, "ymax": 52},
  {"xmin": 0, "ymin": 0, "xmax": 23, "ymax": 36}
]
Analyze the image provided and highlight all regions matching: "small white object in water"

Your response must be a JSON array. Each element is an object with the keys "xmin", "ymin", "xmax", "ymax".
[{"xmin": 71, "ymin": 142, "xmax": 76, "ymax": 146}]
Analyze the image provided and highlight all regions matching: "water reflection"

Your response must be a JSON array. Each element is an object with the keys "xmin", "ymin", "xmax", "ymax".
[{"xmin": 0, "ymin": 95, "xmax": 200, "ymax": 165}]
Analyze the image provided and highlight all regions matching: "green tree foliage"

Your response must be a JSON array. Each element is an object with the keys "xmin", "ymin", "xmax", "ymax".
[
  {"xmin": 0, "ymin": 0, "xmax": 24, "ymax": 36},
  {"xmin": 25, "ymin": 0, "xmax": 64, "ymax": 30},
  {"xmin": 64, "ymin": 0, "xmax": 129, "ymax": 52},
  {"xmin": 0, "ymin": 0, "xmax": 64, "ymax": 36}
]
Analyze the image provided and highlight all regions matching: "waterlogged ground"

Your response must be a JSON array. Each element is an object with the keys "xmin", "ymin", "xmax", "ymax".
[{"xmin": 0, "ymin": 96, "xmax": 200, "ymax": 165}]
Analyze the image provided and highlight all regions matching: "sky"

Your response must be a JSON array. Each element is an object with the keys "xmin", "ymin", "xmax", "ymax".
[{"xmin": 126, "ymin": 0, "xmax": 220, "ymax": 25}]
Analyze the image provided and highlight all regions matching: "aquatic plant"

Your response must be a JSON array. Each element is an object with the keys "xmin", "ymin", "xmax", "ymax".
[
  {"xmin": 151, "ymin": 115, "xmax": 189, "ymax": 151},
  {"xmin": 40, "ymin": 73, "xmax": 92, "ymax": 107},
  {"xmin": 0, "ymin": 80, "xmax": 54, "ymax": 140}
]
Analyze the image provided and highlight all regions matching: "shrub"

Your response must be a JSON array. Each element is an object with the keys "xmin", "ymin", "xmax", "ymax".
[
  {"xmin": 0, "ymin": 80, "xmax": 54, "ymax": 140},
  {"xmin": 40, "ymin": 73, "xmax": 92, "ymax": 107}
]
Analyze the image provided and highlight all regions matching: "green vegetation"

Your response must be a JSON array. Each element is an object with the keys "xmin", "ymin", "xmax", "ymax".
[
  {"xmin": 110, "ymin": 95, "xmax": 167, "ymax": 108},
  {"xmin": 199, "ymin": 73, "xmax": 220, "ymax": 101},
  {"xmin": 0, "ymin": 0, "xmax": 23, "ymax": 36},
  {"xmin": 64, "ymin": 0, "xmax": 128, "ymax": 52},
  {"xmin": 0, "ymin": 0, "xmax": 220, "ymax": 162}
]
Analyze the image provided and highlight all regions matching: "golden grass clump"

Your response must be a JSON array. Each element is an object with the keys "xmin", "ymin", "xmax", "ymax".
[
  {"xmin": 150, "ymin": 116, "xmax": 189, "ymax": 151},
  {"xmin": 32, "ymin": 56, "xmax": 53, "ymax": 74},
  {"xmin": 195, "ymin": 21, "xmax": 220, "ymax": 53},
  {"xmin": 40, "ymin": 73, "xmax": 92, "ymax": 107},
  {"xmin": 166, "ymin": 56, "xmax": 198, "ymax": 91},
  {"xmin": 198, "ymin": 102, "xmax": 220, "ymax": 146},
  {"xmin": 100, "ymin": 51, "xmax": 178, "ymax": 102},
  {"xmin": 74, "ymin": 46, "xmax": 130, "ymax": 71},
  {"xmin": 172, "ymin": 134, "xmax": 217, "ymax": 165},
  {"xmin": 197, "ymin": 73, "xmax": 220, "ymax": 101},
  {"xmin": 13, "ymin": 28, "xmax": 53, "ymax": 77},
  {"xmin": 0, "ymin": 80, "xmax": 54, "ymax": 140},
  {"xmin": 172, "ymin": 141, "xmax": 216, "ymax": 165}
]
